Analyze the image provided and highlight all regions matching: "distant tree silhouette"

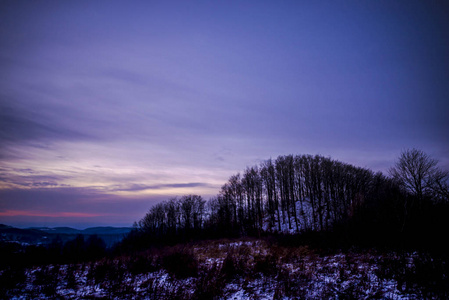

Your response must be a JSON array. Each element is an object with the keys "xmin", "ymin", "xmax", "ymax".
[
  {"xmin": 85, "ymin": 235, "xmax": 106, "ymax": 260},
  {"xmin": 137, "ymin": 194, "xmax": 206, "ymax": 243},
  {"xmin": 63, "ymin": 234, "xmax": 85, "ymax": 262}
]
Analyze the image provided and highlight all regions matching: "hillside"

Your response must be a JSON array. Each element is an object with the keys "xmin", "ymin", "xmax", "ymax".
[
  {"xmin": 2, "ymin": 238, "xmax": 446, "ymax": 299},
  {"xmin": 0, "ymin": 224, "xmax": 132, "ymax": 247}
]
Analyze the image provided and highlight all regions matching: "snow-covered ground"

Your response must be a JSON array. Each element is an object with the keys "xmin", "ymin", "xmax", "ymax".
[{"xmin": 2, "ymin": 239, "xmax": 425, "ymax": 299}]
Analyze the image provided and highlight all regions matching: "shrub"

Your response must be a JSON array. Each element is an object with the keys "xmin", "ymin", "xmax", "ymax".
[
  {"xmin": 33, "ymin": 266, "xmax": 59, "ymax": 297},
  {"xmin": 66, "ymin": 264, "xmax": 78, "ymax": 289},
  {"xmin": 90, "ymin": 260, "xmax": 124, "ymax": 285},
  {"xmin": 221, "ymin": 251, "xmax": 247, "ymax": 280},
  {"xmin": 128, "ymin": 254, "xmax": 158, "ymax": 275},
  {"xmin": 162, "ymin": 247, "xmax": 198, "ymax": 279},
  {"xmin": 274, "ymin": 266, "xmax": 306, "ymax": 299},
  {"xmin": 0, "ymin": 265, "xmax": 26, "ymax": 297},
  {"xmin": 254, "ymin": 254, "xmax": 277, "ymax": 276},
  {"xmin": 376, "ymin": 252, "xmax": 449, "ymax": 298},
  {"xmin": 193, "ymin": 263, "xmax": 225, "ymax": 299}
]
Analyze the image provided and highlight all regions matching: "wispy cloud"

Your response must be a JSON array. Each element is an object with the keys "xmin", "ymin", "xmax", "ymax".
[
  {"xmin": 0, "ymin": 210, "xmax": 105, "ymax": 218},
  {"xmin": 1, "ymin": 1, "xmax": 448, "ymax": 227},
  {"xmin": 0, "ymin": 187, "xmax": 165, "ymax": 227},
  {"xmin": 0, "ymin": 101, "xmax": 94, "ymax": 145},
  {"xmin": 108, "ymin": 182, "xmax": 212, "ymax": 192},
  {"xmin": 0, "ymin": 168, "xmax": 72, "ymax": 189}
]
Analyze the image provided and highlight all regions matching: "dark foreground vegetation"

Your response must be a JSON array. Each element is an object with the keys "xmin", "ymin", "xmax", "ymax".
[
  {"xmin": 1, "ymin": 238, "xmax": 448, "ymax": 299},
  {"xmin": 1, "ymin": 149, "xmax": 448, "ymax": 299}
]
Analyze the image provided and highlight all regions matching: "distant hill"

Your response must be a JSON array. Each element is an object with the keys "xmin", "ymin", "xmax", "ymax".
[
  {"xmin": 27, "ymin": 227, "xmax": 81, "ymax": 235},
  {"xmin": 81, "ymin": 226, "xmax": 132, "ymax": 235},
  {"xmin": 0, "ymin": 224, "xmax": 132, "ymax": 247}
]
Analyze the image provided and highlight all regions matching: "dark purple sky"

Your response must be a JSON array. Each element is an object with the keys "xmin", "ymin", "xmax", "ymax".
[{"xmin": 1, "ymin": 1, "xmax": 448, "ymax": 228}]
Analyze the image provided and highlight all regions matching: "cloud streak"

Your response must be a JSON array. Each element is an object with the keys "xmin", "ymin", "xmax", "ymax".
[
  {"xmin": 1, "ymin": 1, "xmax": 448, "ymax": 227},
  {"xmin": 0, "ymin": 210, "xmax": 105, "ymax": 218},
  {"xmin": 109, "ymin": 182, "xmax": 214, "ymax": 192}
]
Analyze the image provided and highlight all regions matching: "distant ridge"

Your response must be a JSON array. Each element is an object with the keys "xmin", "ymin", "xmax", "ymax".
[
  {"xmin": 27, "ymin": 227, "xmax": 81, "ymax": 234},
  {"xmin": 0, "ymin": 224, "xmax": 132, "ymax": 247},
  {"xmin": 82, "ymin": 227, "xmax": 132, "ymax": 235},
  {"xmin": 24, "ymin": 226, "xmax": 133, "ymax": 235}
]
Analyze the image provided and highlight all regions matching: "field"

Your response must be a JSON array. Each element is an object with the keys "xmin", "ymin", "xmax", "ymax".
[{"xmin": 2, "ymin": 237, "xmax": 446, "ymax": 299}]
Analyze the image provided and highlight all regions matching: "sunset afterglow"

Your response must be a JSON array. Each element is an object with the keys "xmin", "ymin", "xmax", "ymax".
[{"xmin": 1, "ymin": 1, "xmax": 448, "ymax": 228}]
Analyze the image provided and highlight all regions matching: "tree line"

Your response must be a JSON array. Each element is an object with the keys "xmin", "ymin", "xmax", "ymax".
[
  {"xmin": 128, "ymin": 149, "xmax": 448, "ymax": 249},
  {"xmin": 0, "ymin": 234, "xmax": 108, "ymax": 269},
  {"xmin": 134, "ymin": 195, "xmax": 206, "ymax": 242},
  {"xmin": 209, "ymin": 154, "xmax": 387, "ymax": 235}
]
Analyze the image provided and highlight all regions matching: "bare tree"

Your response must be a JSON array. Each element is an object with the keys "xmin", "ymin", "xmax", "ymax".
[
  {"xmin": 389, "ymin": 149, "xmax": 449, "ymax": 232},
  {"xmin": 389, "ymin": 149, "xmax": 448, "ymax": 204}
]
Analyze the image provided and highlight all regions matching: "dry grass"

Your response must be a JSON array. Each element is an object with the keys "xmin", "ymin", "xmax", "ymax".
[{"xmin": 1, "ymin": 238, "xmax": 448, "ymax": 299}]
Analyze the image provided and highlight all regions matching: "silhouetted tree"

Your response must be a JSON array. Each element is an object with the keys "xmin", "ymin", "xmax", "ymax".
[
  {"xmin": 165, "ymin": 197, "xmax": 180, "ymax": 236},
  {"xmin": 127, "ymin": 152, "xmax": 448, "ymax": 251},
  {"xmin": 389, "ymin": 148, "xmax": 449, "ymax": 233},
  {"xmin": 389, "ymin": 149, "xmax": 447, "ymax": 204}
]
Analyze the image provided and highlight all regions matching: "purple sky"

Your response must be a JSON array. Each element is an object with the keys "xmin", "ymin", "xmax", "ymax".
[{"xmin": 1, "ymin": 1, "xmax": 448, "ymax": 228}]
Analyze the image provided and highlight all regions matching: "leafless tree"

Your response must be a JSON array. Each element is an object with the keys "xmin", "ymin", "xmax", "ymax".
[
  {"xmin": 389, "ymin": 148, "xmax": 448, "ymax": 203},
  {"xmin": 389, "ymin": 149, "xmax": 449, "ymax": 232}
]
